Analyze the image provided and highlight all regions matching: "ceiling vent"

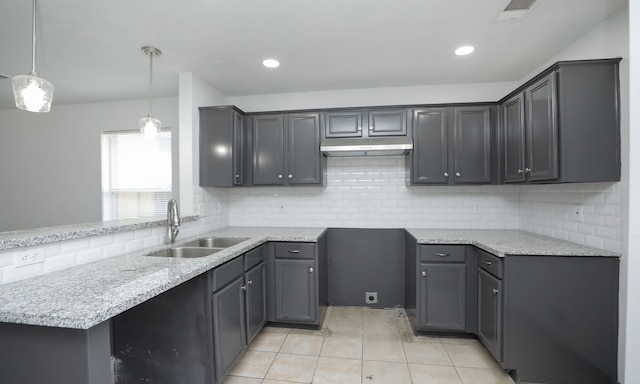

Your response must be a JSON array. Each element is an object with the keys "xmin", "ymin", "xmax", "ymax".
[{"xmin": 496, "ymin": 0, "xmax": 539, "ymax": 21}]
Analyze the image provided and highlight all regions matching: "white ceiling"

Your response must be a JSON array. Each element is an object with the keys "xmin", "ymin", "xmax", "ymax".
[{"xmin": 0, "ymin": 0, "xmax": 627, "ymax": 110}]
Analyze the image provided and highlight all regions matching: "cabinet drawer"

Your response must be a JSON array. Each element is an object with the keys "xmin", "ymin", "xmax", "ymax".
[
  {"xmin": 211, "ymin": 256, "xmax": 244, "ymax": 292},
  {"xmin": 245, "ymin": 246, "xmax": 265, "ymax": 271},
  {"xmin": 477, "ymin": 249, "xmax": 503, "ymax": 279},
  {"xmin": 275, "ymin": 242, "xmax": 315, "ymax": 259},
  {"xmin": 419, "ymin": 245, "xmax": 466, "ymax": 262}
]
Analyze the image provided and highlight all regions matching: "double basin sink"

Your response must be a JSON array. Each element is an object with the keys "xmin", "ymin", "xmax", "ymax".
[{"xmin": 146, "ymin": 237, "xmax": 249, "ymax": 258}]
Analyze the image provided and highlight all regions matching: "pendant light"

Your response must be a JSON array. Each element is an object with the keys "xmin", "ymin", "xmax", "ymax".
[
  {"xmin": 139, "ymin": 46, "xmax": 162, "ymax": 139},
  {"xmin": 12, "ymin": 0, "xmax": 54, "ymax": 113}
]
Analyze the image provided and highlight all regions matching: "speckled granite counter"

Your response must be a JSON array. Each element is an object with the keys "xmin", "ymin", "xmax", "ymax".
[
  {"xmin": 0, "ymin": 226, "xmax": 617, "ymax": 330},
  {"xmin": 0, "ymin": 216, "xmax": 199, "ymax": 250},
  {"xmin": 0, "ymin": 227, "xmax": 326, "ymax": 329},
  {"xmin": 406, "ymin": 229, "xmax": 620, "ymax": 257}
]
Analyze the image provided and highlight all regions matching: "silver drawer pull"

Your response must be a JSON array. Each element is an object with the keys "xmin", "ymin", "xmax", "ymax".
[
  {"xmin": 435, "ymin": 252, "xmax": 450, "ymax": 257},
  {"xmin": 493, "ymin": 288, "xmax": 499, "ymax": 295},
  {"xmin": 481, "ymin": 260, "xmax": 492, "ymax": 265},
  {"xmin": 248, "ymin": 280, "xmax": 253, "ymax": 286},
  {"xmin": 421, "ymin": 270, "xmax": 427, "ymax": 277},
  {"xmin": 241, "ymin": 285, "xmax": 247, "ymax": 291},
  {"xmin": 309, "ymin": 267, "xmax": 314, "ymax": 273},
  {"xmin": 288, "ymin": 249, "xmax": 301, "ymax": 254}
]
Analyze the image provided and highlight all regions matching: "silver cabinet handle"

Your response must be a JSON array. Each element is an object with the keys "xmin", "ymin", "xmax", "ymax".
[
  {"xmin": 248, "ymin": 280, "xmax": 253, "ymax": 286},
  {"xmin": 357, "ymin": 126, "xmax": 363, "ymax": 131},
  {"xmin": 517, "ymin": 169, "xmax": 524, "ymax": 175},
  {"xmin": 435, "ymin": 253, "xmax": 450, "ymax": 257},
  {"xmin": 288, "ymin": 174, "xmax": 293, "ymax": 179},
  {"xmin": 481, "ymin": 260, "xmax": 492, "ymax": 265},
  {"xmin": 369, "ymin": 126, "xmax": 374, "ymax": 131},
  {"xmin": 421, "ymin": 270, "xmax": 427, "ymax": 277},
  {"xmin": 456, "ymin": 172, "xmax": 461, "ymax": 177},
  {"xmin": 278, "ymin": 174, "xmax": 283, "ymax": 179},
  {"xmin": 444, "ymin": 172, "xmax": 449, "ymax": 177},
  {"xmin": 235, "ymin": 174, "xmax": 240, "ymax": 178},
  {"xmin": 288, "ymin": 249, "xmax": 301, "ymax": 254},
  {"xmin": 525, "ymin": 168, "xmax": 531, "ymax": 174},
  {"xmin": 241, "ymin": 285, "xmax": 247, "ymax": 291},
  {"xmin": 493, "ymin": 288, "xmax": 499, "ymax": 295},
  {"xmin": 309, "ymin": 267, "xmax": 314, "ymax": 273}
]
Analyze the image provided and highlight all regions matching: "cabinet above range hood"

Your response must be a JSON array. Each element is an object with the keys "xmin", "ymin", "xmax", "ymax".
[{"xmin": 320, "ymin": 137, "xmax": 413, "ymax": 157}]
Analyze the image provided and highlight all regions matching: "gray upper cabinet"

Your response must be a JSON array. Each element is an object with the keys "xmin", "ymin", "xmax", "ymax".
[
  {"xmin": 324, "ymin": 108, "xmax": 408, "ymax": 138},
  {"xmin": 408, "ymin": 106, "xmax": 493, "ymax": 185},
  {"xmin": 252, "ymin": 113, "xmax": 323, "ymax": 186},
  {"xmin": 500, "ymin": 58, "xmax": 621, "ymax": 183},
  {"xmin": 199, "ymin": 106, "xmax": 245, "ymax": 187}
]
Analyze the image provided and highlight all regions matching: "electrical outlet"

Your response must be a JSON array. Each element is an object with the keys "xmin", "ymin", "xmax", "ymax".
[
  {"xmin": 572, "ymin": 204, "xmax": 584, "ymax": 222},
  {"xmin": 15, "ymin": 250, "xmax": 44, "ymax": 267},
  {"xmin": 365, "ymin": 292, "xmax": 378, "ymax": 304}
]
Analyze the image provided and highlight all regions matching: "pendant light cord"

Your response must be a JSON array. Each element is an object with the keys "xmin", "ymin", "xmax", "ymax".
[
  {"xmin": 147, "ymin": 50, "xmax": 153, "ymax": 117},
  {"xmin": 31, "ymin": 0, "xmax": 37, "ymax": 75}
]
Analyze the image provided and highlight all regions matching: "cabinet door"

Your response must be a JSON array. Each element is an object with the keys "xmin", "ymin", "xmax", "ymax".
[
  {"xmin": 200, "ymin": 107, "xmax": 242, "ymax": 187},
  {"xmin": 477, "ymin": 268, "xmax": 502, "ymax": 361},
  {"xmin": 502, "ymin": 94, "xmax": 526, "ymax": 183},
  {"xmin": 411, "ymin": 108, "xmax": 449, "ymax": 184},
  {"xmin": 324, "ymin": 111, "xmax": 363, "ymax": 138},
  {"xmin": 252, "ymin": 114, "xmax": 285, "ymax": 185},
  {"xmin": 368, "ymin": 109, "xmax": 407, "ymax": 136},
  {"xmin": 525, "ymin": 72, "xmax": 558, "ymax": 181},
  {"xmin": 274, "ymin": 259, "xmax": 317, "ymax": 322},
  {"xmin": 245, "ymin": 262, "xmax": 266, "ymax": 344},
  {"xmin": 454, "ymin": 106, "xmax": 492, "ymax": 183},
  {"xmin": 212, "ymin": 276, "xmax": 247, "ymax": 382},
  {"xmin": 232, "ymin": 111, "xmax": 244, "ymax": 185},
  {"xmin": 418, "ymin": 263, "xmax": 466, "ymax": 331},
  {"xmin": 288, "ymin": 113, "xmax": 322, "ymax": 185}
]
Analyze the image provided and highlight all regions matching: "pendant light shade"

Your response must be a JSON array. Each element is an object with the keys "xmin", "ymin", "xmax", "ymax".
[
  {"xmin": 13, "ymin": 0, "xmax": 54, "ymax": 113},
  {"xmin": 140, "ymin": 46, "xmax": 161, "ymax": 138}
]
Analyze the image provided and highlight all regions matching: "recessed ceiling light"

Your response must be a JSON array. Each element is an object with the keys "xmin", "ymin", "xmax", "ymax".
[
  {"xmin": 455, "ymin": 46, "xmax": 475, "ymax": 56},
  {"xmin": 262, "ymin": 59, "xmax": 280, "ymax": 68}
]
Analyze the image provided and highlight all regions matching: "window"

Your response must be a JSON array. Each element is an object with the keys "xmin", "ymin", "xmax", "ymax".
[{"xmin": 101, "ymin": 130, "xmax": 172, "ymax": 221}]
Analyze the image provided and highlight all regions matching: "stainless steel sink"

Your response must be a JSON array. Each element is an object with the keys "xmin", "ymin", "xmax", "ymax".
[
  {"xmin": 146, "ymin": 247, "xmax": 223, "ymax": 258},
  {"xmin": 182, "ymin": 237, "xmax": 249, "ymax": 248}
]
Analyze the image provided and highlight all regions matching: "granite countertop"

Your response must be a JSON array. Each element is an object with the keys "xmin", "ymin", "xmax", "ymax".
[
  {"xmin": 0, "ymin": 226, "xmax": 618, "ymax": 330},
  {"xmin": 406, "ymin": 229, "xmax": 620, "ymax": 257},
  {"xmin": 0, "ymin": 227, "xmax": 326, "ymax": 330}
]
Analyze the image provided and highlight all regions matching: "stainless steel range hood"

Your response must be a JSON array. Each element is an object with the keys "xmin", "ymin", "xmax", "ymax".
[{"xmin": 320, "ymin": 137, "xmax": 413, "ymax": 157}]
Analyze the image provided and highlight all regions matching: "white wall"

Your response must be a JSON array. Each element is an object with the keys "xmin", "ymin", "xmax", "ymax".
[
  {"xmin": 623, "ymin": 2, "xmax": 640, "ymax": 383},
  {"xmin": 0, "ymin": 97, "xmax": 178, "ymax": 231}
]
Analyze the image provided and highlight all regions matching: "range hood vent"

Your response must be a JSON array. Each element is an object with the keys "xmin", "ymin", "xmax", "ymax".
[{"xmin": 321, "ymin": 137, "xmax": 413, "ymax": 157}]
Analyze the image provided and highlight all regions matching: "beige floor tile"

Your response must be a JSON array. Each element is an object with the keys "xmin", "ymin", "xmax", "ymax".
[
  {"xmin": 362, "ymin": 360, "xmax": 412, "ymax": 384},
  {"xmin": 363, "ymin": 320, "xmax": 401, "ymax": 340},
  {"xmin": 262, "ymin": 380, "xmax": 304, "ymax": 384},
  {"xmin": 443, "ymin": 344, "xmax": 502, "ymax": 369},
  {"xmin": 327, "ymin": 319, "xmax": 363, "ymax": 337},
  {"xmin": 363, "ymin": 338, "xmax": 406, "ymax": 362},
  {"xmin": 228, "ymin": 350, "xmax": 277, "ymax": 379},
  {"xmin": 248, "ymin": 331, "xmax": 288, "ymax": 352},
  {"xmin": 413, "ymin": 334, "xmax": 444, "ymax": 344},
  {"xmin": 456, "ymin": 367, "xmax": 515, "ymax": 384},
  {"xmin": 363, "ymin": 307, "xmax": 405, "ymax": 322},
  {"xmin": 262, "ymin": 326, "xmax": 291, "ymax": 333},
  {"xmin": 320, "ymin": 336, "xmax": 363, "ymax": 359},
  {"xmin": 408, "ymin": 363, "xmax": 463, "ymax": 384},
  {"xmin": 312, "ymin": 356, "xmax": 361, "ymax": 384},
  {"xmin": 330, "ymin": 306, "xmax": 364, "ymax": 321},
  {"xmin": 280, "ymin": 333, "xmax": 324, "ymax": 356},
  {"xmin": 265, "ymin": 353, "xmax": 318, "ymax": 382},
  {"xmin": 221, "ymin": 376, "xmax": 262, "ymax": 384},
  {"xmin": 403, "ymin": 340, "xmax": 453, "ymax": 366}
]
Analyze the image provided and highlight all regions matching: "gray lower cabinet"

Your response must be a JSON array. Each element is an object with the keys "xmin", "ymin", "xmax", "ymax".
[
  {"xmin": 245, "ymin": 261, "xmax": 267, "ymax": 343},
  {"xmin": 408, "ymin": 105, "xmax": 494, "ymax": 185},
  {"xmin": 267, "ymin": 239, "xmax": 328, "ymax": 326},
  {"xmin": 199, "ymin": 106, "xmax": 245, "ymax": 187},
  {"xmin": 477, "ymin": 265, "xmax": 503, "ymax": 361},
  {"xmin": 500, "ymin": 58, "xmax": 621, "ymax": 183},
  {"xmin": 251, "ymin": 113, "xmax": 323, "ymax": 186},
  {"xmin": 406, "ymin": 243, "xmax": 475, "ymax": 333}
]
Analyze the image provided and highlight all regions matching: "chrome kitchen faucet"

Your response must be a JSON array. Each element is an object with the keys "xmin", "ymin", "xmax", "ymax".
[{"xmin": 167, "ymin": 199, "xmax": 181, "ymax": 243}]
